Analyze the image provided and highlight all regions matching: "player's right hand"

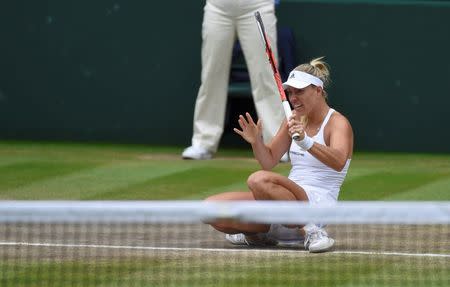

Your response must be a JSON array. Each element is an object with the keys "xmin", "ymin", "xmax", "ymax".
[
  {"xmin": 233, "ymin": 112, "xmax": 262, "ymax": 144},
  {"xmin": 288, "ymin": 111, "xmax": 305, "ymax": 140}
]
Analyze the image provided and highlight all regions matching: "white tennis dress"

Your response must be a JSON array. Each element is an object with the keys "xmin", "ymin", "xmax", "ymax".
[
  {"xmin": 288, "ymin": 108, "xmax": 350, "ymax": 204},
  {"xmin": 267, "ymin": 108, "xmax": 351, "ymax": 242}
]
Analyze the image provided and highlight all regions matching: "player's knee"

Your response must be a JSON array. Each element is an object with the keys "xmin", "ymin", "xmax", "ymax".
[
  {"xmin": 247, "ymin": 170, "xmax": 272, "ymax": 196},
  {"xmin": 247, "ymin": 170, "xmax": 266, "ymax": 189}
]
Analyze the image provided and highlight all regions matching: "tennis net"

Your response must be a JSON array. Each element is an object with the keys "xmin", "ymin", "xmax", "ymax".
[{"xmin": 0, "ymin": 201, "xmax": 449, "ymax": 286}]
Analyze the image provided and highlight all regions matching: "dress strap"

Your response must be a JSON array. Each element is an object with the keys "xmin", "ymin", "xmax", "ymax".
[{"xmin": 318, "ymin": 108, "xmax": 335, "ymax": 133}]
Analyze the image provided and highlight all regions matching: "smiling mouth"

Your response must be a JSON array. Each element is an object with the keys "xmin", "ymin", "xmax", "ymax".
[{"xmin": 293, "ymin": 104, "xmax": 304, "ymax": 110}]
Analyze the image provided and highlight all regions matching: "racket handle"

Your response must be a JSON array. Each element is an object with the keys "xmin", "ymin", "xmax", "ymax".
[{"xmin": 281, "ymin": 101, "xmax": 300, "ymax": 140}]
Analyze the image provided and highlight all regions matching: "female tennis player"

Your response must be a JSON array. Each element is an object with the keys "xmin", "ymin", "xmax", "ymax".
[{"xmin": 205, "ymin": 57, "xmax": 353, "ymax": 252}]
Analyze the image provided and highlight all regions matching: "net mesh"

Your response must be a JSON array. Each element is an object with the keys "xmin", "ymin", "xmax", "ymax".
[{"xmin": 0, "ymin": 201, "xmax": 449, "ymax": 287}]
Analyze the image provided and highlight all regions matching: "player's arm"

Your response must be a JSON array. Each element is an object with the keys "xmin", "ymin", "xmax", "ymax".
[
  {"xmin": 234, "ymin": 114, "xmax": 290, "ymax": 170},
  {"xmin": 307, "ymin": 114, "xmax": 353, "ymax": 171},
  {"xmin": 252, "ymin": 119, "xmax": 290, "ymax": 170}
]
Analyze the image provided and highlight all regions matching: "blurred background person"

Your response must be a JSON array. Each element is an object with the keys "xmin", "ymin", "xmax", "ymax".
[{"xmin": 182, "ymin": 0, "xmax": 286, "ymax": 160}]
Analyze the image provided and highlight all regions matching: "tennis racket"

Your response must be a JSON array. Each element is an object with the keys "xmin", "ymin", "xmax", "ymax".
[{"xmin": 254, "ymin": 11, "xmax": 300, "ymax": 140}]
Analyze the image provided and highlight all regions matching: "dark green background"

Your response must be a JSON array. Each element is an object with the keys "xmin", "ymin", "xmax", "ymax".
[{"xmin": 0, "ymin": 1, "xmax": 449, "ymax": 152}]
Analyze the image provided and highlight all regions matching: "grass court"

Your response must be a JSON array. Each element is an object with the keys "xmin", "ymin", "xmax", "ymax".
[{"xmin": 0, "ymin": 141, "xmax": 449, "ymax": 286}]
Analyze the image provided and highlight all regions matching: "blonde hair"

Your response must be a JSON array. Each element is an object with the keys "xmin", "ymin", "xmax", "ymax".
[{"xmin": 294, "ymin": 56, "xmax": 331, "ymax": 100}]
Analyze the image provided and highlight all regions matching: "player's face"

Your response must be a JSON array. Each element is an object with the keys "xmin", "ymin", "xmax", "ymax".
[{"xmin": 286, "ymin": 85, "xmax": 321, "ymax": 115}]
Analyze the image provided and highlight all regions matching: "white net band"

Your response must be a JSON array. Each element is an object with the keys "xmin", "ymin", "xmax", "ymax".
[{"xmin": 0, "ymin": 200, "xmax": 448, "ymax": 224}]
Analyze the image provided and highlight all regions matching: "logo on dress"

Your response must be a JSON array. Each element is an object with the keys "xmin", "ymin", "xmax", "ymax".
[{"xmin": 289, "ymin": 151, "xmax": 304, "ymax": 157}]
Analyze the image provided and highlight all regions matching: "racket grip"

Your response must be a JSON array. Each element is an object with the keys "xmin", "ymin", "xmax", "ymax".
[
  {"xmin": 282, "ymin": 101, "xmax": 293, "ymax": 119},
  {"xmin": 281, "ymin": 101, "xmax": 300, "ymax": 140}
]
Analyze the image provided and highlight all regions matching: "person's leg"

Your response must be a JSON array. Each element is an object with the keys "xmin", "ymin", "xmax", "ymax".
[
  {"xmin": 190, "ymin": 1, "xmax": 236, "ymax": 153},
  {"xmin": 244, "ymin": 170, "xmax": 335, "ymax": 252},
  {"xmin": 247, "ymin": 170, "xmax": 309, "ymax": 201},
  {"xmin": 205, "ymin": 191, "xmax": 271, "ymax": 234},
  {"xmin": 299, "ymin": 191, "xmax": 336, "ymax": 252},
  {"xmin": 246, "ymin": 171, "xmax": 336, "ymax": 251},
  {"xmin": 236, "ymin": 1, "xmax": 285, "ymax": 144}
]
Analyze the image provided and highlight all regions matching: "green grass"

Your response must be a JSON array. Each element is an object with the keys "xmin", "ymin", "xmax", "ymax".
[
  {"xmin": 1, "ymin": 254, "xmax": 448, "ymax": 287},
  {"xmin": 0, "ymin": 141, "xmax": 449, "ymax": 200},
  {"xmin": 340, "ymin": 153, "xmax": 450, "ymax": 200},
  {"xmin": 0, "ymin": 141, "xmax": 448, "ymax": 286}
]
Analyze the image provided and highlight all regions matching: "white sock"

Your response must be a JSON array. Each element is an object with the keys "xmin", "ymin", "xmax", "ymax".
[{"xmin": 303, "ymin": 223, "xmax": 319, "ymax": 235}]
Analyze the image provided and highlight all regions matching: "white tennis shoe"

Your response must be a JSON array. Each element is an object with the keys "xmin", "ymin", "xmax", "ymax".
[
  {"xmin": 225, "ymin": 233, "xmax": 248, "ymax": 245},
  {"xmin": 225, "ymin": 233, "xmax": 277, "ymax": 247},
  {"xmin": 304, "ymin": 228, "xmax": 335, "ymax": 253},
  {"xmin": 181, "ymin": 146, "xmax": 213, "ymax": 160}
]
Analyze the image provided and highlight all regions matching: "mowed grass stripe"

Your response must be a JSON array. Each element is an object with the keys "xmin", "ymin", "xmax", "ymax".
[
  {"xmin": 0, "ymin": 141, "xmax": 178, "ymax": 161},
  {"xmin": 0, "ymin": 141, "xmax": 449, "ymax": 201},
  {"xmin": 342, "ymin": 153, "xmax": 450, "ymax": 200},
  {"xmin": 0, "ymin": 161, "xmax": 97, "ymax": 191},
  {"xmin": 343, "ymin": 167, "xmax": 385, "ymax": 181},
  {"xmin": 0, "ymin": 156, "xmax": 46, "ymax": 168},
  {"xmin": 340, "ymin": 171, "xmax": 449, "ymax": 200},
  {"xmin": 382, "ymin": 177, "xmax": 450, "ymax": 200},
  {"xmin": 85, "ymin": 166, "xmax": 255, "ymax": 200},
  {"xmin": 1, "ymin": 254, "xmax": 448, "ymax": 287},
  {"xmin": 0, "ymin": 162, "xmax": 195, "ymax": 200}
]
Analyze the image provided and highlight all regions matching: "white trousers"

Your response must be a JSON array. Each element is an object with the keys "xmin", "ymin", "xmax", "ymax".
[{"xmin": 191, "ymin": 0, "xmax": 285, "ymax": 152}]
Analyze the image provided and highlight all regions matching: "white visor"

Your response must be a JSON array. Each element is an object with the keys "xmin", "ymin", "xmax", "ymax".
[{"xmin": 282, "ymin": 70, "xmax": 324, "ymax": 89}]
